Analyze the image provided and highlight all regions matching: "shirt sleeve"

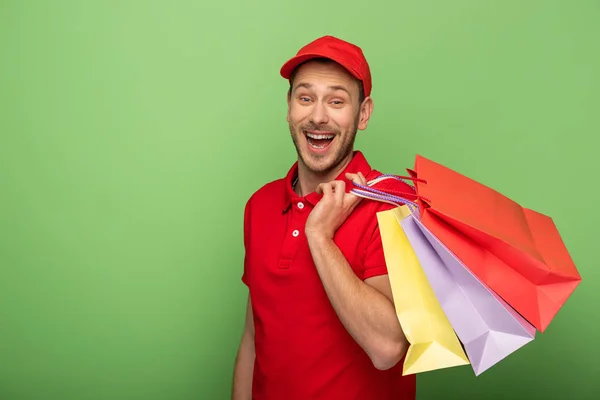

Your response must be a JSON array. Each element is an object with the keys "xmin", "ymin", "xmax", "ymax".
[
  {"xmin": 362, "ymin": 220, "xmax": 389, "ymax": 280},
  {"xmin": 241, "ymin": 199, "xmax": 251, "ymax": 287}
]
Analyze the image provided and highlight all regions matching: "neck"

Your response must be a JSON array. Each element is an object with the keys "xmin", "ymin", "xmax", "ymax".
[{"xmin": 294, "ymin": 153, "xmax": 354, "ymax": 196}]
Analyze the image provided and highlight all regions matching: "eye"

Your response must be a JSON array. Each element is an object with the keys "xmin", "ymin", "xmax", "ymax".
[{"xmin": 299, "ymin": 96, "xmax": 311, "ymax": 102}]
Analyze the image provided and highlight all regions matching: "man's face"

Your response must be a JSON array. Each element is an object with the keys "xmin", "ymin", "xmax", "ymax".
[{"xmin": 286, "ymin": 60, "xmax": 372, "ymax": 175}]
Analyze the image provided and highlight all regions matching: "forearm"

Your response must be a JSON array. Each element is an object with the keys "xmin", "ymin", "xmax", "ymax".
[
  {"xmin": 232, "ymin": 332, "xmax": 255, "ymax": 400},
  {"xmin": 307, "ymin": 233, "xmax": 406, "ymax": 369}
]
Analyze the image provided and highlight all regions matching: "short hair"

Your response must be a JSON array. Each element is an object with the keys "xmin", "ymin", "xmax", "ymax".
[{"xmin": 287, "ymin": 58, "xmax": 366, "ymax": 104}]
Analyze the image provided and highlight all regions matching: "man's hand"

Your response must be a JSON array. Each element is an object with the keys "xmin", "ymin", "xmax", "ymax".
[{"xmin": 305, "ymin": 172, "xmax": 367, "ymax": 240}]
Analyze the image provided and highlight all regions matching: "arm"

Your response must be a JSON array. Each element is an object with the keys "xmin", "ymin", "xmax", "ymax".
[
  {"xmin": 305, "ymin": 174, "xmax": 408, "ymax": 370},
  {"xmin": 232, "ymin": 294, "xmax": 255, "ymax": 400},
  {"xmin": 306, "ymin": 233, "xmax": 407, "ymax": 370}
]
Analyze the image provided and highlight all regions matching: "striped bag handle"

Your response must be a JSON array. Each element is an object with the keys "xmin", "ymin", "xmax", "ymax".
[{"xmin": 350, "ymin": 178, "xmax": 421, "ymax": 215}]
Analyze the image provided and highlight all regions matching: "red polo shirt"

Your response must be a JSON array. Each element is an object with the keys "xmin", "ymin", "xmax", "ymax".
[{"xmin": 242, "ymin": 151, "xmax": 417, "ymax": 400}]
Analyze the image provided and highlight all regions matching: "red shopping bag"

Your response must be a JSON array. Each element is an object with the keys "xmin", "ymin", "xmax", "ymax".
[{"xmin": 357, "ymin": 155, "xmax": 581, "ymax": 332}]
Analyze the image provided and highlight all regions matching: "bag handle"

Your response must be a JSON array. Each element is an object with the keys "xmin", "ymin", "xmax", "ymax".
[
  {"xmin": 368, "ymin": 186, "xmax": 431, "ymax": 204},
  {"xmin": 349, "ymin": 173, "xmax": 431, "ymax": 209},
  {"xmin": 367, "ymin": 173, "xmax": 427, "ymax": 186},
  {"xmin": 351, "ymin": 181, "xmax": 420, "ymax": 214},
  {"xmin": 364, "ymin": 174, "xmax": 430, "ymax": 201}
]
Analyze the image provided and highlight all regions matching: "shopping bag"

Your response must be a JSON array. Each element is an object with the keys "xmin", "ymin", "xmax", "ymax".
[
  {"xmin": 354, "ymin": 157, "xmax": 581, "ymax": 332},
  {"xmin": 394, "ymin": 205, "xmax": 536, "ymax": 376},
  {"xmin": 376, "ymin": 206, "xmax": 470, "ymax": 376}
]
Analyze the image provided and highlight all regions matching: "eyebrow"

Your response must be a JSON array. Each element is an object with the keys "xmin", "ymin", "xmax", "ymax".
[{"xmin": 294, "ymin": 82, "xmax": 351, "ymax": 95}]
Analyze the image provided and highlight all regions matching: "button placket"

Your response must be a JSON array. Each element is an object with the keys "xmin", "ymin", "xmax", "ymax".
[
  {"xmin": 292, "ymin": 199, "xmax": 306, "ymax": 238},
  {"xmin": 291, "ymin": 201, "xmax": 303, "ymax": 238},
  {"xmin": 278, "ymin": 198, "xmax": 308, "ymax": 269}
]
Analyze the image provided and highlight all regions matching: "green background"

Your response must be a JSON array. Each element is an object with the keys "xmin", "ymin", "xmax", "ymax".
[{"xmin": 1, "ymin": 0, "xmax": 598, "ymax": 399}]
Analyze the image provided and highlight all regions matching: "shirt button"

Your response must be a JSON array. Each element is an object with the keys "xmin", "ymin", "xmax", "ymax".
[
  {"xmin": 297, "ymin": 202, "xmax": 304, "ymax": 209},
  {"xmin": 292, "ymin": 230, "xmax": 300, "ymax": 237}
]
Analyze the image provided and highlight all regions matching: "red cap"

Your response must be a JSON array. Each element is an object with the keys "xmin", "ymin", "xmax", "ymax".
[{"xmin": 280, "ymin": 35, "xmax": 372, "ymax": 98}]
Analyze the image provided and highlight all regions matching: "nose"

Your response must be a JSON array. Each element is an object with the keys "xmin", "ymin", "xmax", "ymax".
[{"xmin": 309, "ymin": 101, "xmax": 329, "ymax": 125}]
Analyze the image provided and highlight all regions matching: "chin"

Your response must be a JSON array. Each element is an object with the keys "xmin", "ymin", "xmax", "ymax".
[{"xmin": 300, "ymin": 150, "xmax": 342, "ymax": 174}]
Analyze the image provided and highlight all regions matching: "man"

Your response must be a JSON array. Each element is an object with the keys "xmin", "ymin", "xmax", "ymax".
[{"xmin": 232, "ymin": 35, "xmax": 418, "ymax": 400}]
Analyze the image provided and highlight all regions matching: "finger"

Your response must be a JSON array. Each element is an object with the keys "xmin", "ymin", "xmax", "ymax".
[
  {"xmin": 333, "ymin": 180, "xmax": 345, "ymax": 204},
  {"xmin": 343, "ymin": 191, "xmax": 362, "ymax": 211},
  {"xmin": 320, "ymin": 182, "xmax": 333, "ymax": 198},
  {"xmin": 316, "ymin": 182, "xmax": 332, "ymax": 195},
  {"xmin": 346, "ymin": 172, "xmax": 366, "ymax": 187},
  {"xmin": 345, "ymin": 173, "xmax": 359, "ymax": 186},
  {"xmin": 357, "ymin": 171, "xmax": 367, "ymax": 185},
  {"xmin": 343, "ymin": 173, "xmax": 363, "ymax": 206},
  {"xmin": 346, "ymin": 189, "xmax": 363, "ymax": 211},
  {"xmin": 327, "ymin": 180, "xmax": 343, "ymax": 192}
]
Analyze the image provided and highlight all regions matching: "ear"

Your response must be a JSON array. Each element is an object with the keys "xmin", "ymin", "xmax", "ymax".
[
  {"xmin": 286, "ymin": 91, "xmax": 291, "ymax": 123},
  {"xmin": 357, "ymin": 96, "xmax": 374, "ymax": 131}
]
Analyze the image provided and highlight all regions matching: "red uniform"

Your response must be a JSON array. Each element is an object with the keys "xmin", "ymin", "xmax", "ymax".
[{"xmin": 242, "ymin": 151, "xmax": 417, "ymax": 400}]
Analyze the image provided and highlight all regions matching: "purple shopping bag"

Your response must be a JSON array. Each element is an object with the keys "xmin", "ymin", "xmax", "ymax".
[{"xmin": 398, "ymin": 209, "xmax": 537, "ymax": 375}]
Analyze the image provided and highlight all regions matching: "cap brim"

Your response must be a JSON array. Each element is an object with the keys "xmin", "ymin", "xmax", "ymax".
[
  {"xmin": 280, "ymin": 53, "xmax": 324, "ymax": 79},
  {"xmin": 280, "ymin": 53, "xmax": 362, "ymax": 83}
]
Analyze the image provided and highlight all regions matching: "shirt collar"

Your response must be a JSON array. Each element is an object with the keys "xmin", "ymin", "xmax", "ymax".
[{"xmin": 282, "ymin": 151, "xmax": 373, "ymax": 212}]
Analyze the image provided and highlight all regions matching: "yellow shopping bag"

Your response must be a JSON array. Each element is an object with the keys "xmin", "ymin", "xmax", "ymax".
[{"xmin": 377, "ymin": 205, "xmax": 470, "ymax": 375}]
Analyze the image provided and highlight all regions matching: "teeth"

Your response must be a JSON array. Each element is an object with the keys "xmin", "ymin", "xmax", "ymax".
[{"xmin": 306, "ymin": 133, "xmax": 334, "ymax": 140}]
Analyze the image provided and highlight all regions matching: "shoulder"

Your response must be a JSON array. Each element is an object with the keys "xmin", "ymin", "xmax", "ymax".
[
  {"xmin": 244, "ymin": 177, "xmax": 286, "ymax": 216},
  {"xmin": 247, "ymin": 177, "xmax": 285, "ymax": 203}
]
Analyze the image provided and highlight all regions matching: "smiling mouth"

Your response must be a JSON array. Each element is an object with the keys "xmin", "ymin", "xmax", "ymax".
[{"xmin": 304, "ymin": 131, "xmax": 335, "ymax": 150}]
